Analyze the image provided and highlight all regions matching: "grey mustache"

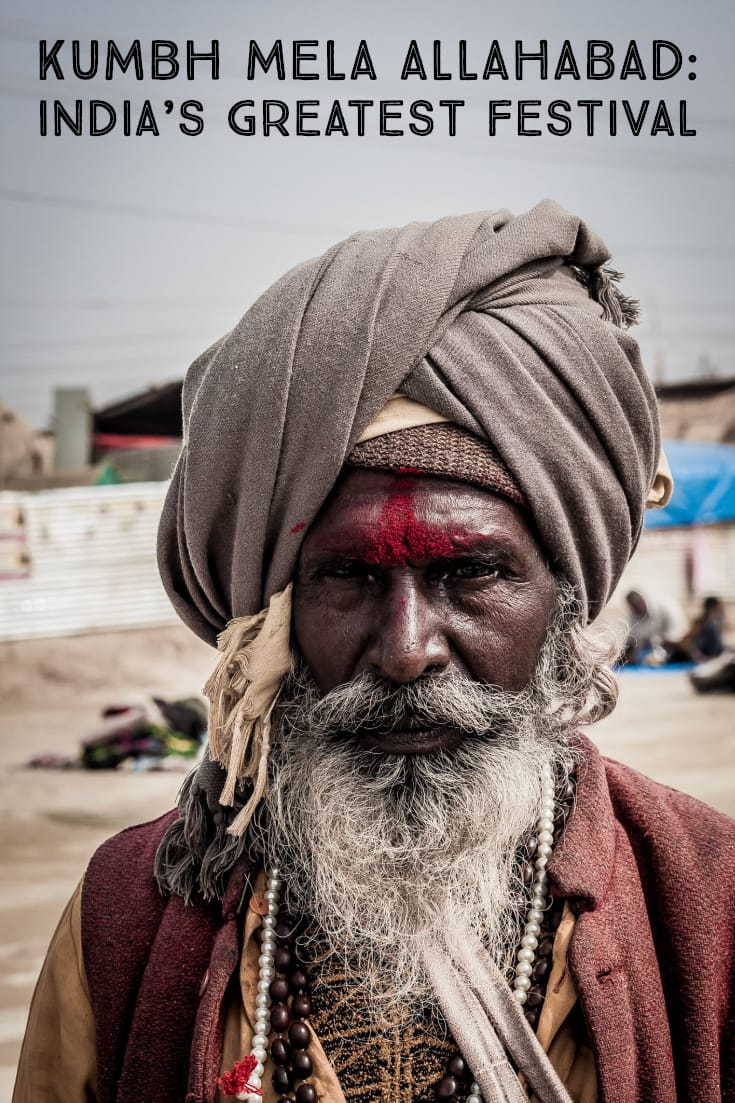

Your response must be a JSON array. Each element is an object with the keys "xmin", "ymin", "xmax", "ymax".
[{"xmin": 295, "ymin": 671, "xmax": 520, "ymax": 739}]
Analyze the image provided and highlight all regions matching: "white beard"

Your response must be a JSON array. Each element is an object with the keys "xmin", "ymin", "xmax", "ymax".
[{"xmin": 255, "ymin": 659, "xmax": 578, "ymax": 1022}]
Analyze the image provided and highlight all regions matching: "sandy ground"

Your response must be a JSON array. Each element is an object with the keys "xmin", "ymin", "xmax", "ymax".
[{"xmin": 1, "ymin": 626, "xmax": 733, "ymax": 1098}]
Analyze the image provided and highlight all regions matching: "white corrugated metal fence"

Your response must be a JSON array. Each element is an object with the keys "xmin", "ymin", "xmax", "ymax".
[
  {"xmin": 0, "ymin": 482, "xmax": 179, "ymax": 640},
  {"xmin": 613, "ymin": 523, "xmax": 735, "ymax": 609}
]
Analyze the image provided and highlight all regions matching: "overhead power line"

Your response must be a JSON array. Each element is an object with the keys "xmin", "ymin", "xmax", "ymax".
[
  {"xmin": 0, "ymin": 350, "xmax": 194, "ymax": 376},
  {"xmin": 0, "ymin": 293, "xmax": 732, "ymax": 314},
  {"xmin": 1, "ymin": 189, "xmax": 733, "ymax": 259},
  {"xmin": 0, "ymin": 294, "xmax": 245, "ymax": 311},
  {"xmin": 0, "ymin": 328, "xmax": 210, "ymax": 351},
  {"xmin": 0, "ymin": 188, "xmax": 347, "ymax": 236}
]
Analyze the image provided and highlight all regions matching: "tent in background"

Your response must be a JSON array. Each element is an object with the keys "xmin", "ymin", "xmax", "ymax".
[
  {"xmin": 618, "ymin": 441, "xmax": 735, "ymax": 606},
  {"xmin": 646, "ymin": 441, "xmax": 735, "ymax": 529}
]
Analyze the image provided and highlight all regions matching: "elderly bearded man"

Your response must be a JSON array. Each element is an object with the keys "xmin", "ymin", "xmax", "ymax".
[{"xmin": 14, "ymin": 202, "xmax": 735, "ymax": 1103}]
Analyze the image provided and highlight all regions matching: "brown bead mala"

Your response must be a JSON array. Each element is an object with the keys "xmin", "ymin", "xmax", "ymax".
[
  {"xmin": 267, "ymin": 913, "xmax": 316, "ymax": 1103},
  {"xmin": 264, "ymin": 774, "xmax": 575, "ymax": 1103}
]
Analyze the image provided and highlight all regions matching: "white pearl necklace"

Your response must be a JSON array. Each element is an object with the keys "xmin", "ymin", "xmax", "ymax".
[
  {"xmin": 511, "ymin": 762, "xmax": 557, "ymax": 1007},
  {"xmin": 239, "ymin": 864, "xmax": 282, "ymax": 1102},
  {"xmin": 244, "ymin": 766, "xmax": 557, "ymax": 1103}
]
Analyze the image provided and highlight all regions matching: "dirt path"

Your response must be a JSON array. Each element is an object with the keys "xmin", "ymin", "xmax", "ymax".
[{"xmin": 1, "ymin": 627, "xmax": 732, "ymax": 1096}]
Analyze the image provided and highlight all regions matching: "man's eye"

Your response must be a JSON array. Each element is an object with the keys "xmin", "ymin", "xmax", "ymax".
[
  {"xmin": 444, "ymin": 561, "xmax": 501, "ymax": 581},
  {"xmin": 321, "ymin": 562, "xmax": 375, "ymax": 581}
]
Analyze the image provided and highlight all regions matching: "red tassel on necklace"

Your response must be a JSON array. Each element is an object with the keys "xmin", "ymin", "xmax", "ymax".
[{"xmin": 217, "ymin": 1055, "xmax": 263, "ymax": 1097}]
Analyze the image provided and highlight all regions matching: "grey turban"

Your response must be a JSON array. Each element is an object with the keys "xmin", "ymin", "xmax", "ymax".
[{"xmin": 159, "ymin": 200, "xmax": 660, "ymax": 645}]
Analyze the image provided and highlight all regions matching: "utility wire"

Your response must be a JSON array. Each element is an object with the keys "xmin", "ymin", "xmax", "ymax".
[
  {"xmin": 2, "ymin": 333, "xmax": 734, "ymax": 378},
  {"xmin": 0, "ymin": 294, "xmax": 732, "ymax": 313},
  {"xmin": 1, "ymin": 326, "xmax": 734, "ymax": 356},
  {"xmin": 0, "ymin": 352, "xmax": 193, "ymax": 375},
  {"xmin": 0, "ymin": 187, "xmax": 346, "ymax": 235},
  {"xmin": 0, "ymin": 295, "xmax": 245, "ymax": 309},
  {"xmin": 0, "ymin": 328, "xmax": 211, "ymax": 350},
  {"xmin": 1, "ymin": 188, "xmax": 733, "ymax": 258}
]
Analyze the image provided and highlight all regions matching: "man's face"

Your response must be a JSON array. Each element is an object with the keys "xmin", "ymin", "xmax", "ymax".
[{"xmin": 293, "ymin": 469, "xmax": 557, "ymax": 754}]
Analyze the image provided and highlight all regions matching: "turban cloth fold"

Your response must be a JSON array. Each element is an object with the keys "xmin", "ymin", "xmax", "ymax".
[{"xmin": 158, "ymin": 200, "xmax": 661, "ymax": 645}]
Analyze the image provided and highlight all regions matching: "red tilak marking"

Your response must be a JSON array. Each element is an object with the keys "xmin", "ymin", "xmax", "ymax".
[
  {"xmin": 290, "ymin": 521, "xmax": 307, "ymax": 534},
  {"xmin": 362, "ymin": 477, "xmax": 455, "ymax": 566}
]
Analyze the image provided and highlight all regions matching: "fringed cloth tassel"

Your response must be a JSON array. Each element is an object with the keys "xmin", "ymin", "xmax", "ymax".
[
  {"xmin": 569, "ymin": 261, "xmax": 641, "ymax": 329},
  {"xmin": 203, "ymin": 584, "xmax": 293, "ymax": 837},
  {"xmin": 569, "ymin": 261, "xmax": 673, "ymax": 511}
]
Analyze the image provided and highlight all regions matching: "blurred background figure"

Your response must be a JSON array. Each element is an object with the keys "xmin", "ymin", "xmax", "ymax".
[
  {"xmin": 682, "ymin": 595, "xmax": 726, "ymax": 662},
  {"xmin": 685, "ymin": 596, "xmax": 735, "ymax": 694},
  {"xmin": 623, "ymin": 588, "xmax": 690, "ymax": 665}
]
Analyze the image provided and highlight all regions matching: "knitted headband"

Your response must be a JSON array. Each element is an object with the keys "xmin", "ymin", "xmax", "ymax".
[{"xmin": 347, "ymin": 422, "xmax": 527, "ymax": 506}]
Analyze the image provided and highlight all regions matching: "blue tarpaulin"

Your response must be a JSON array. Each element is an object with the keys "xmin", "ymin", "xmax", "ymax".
[{"xmin": 645, "ymin": 441, "xmax": 735, "ymax": 529}]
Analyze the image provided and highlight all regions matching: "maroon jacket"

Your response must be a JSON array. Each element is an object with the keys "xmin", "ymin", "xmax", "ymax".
[{"xmin": 80, "ymin": 737, "xmax": 735, "ymax": 1103}]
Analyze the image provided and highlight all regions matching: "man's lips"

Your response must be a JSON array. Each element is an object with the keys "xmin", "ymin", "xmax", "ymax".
[{"xmin": 345, "ymin": 718, "xmax": 466, "ymax": 754}]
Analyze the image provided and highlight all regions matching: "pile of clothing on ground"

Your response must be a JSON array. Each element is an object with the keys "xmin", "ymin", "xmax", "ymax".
[
  {"xmin": 689, "ymin": 652, "xmax": 735, "ymax": 693},
  {"xmin": 28, "ymin": 696, "xmax": 208, "ymax": 771}
]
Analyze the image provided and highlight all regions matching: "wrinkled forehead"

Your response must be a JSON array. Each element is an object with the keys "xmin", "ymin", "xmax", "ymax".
[{"xmin": 300, "ymin": 467, "xmax": 542, "ymax": 563}]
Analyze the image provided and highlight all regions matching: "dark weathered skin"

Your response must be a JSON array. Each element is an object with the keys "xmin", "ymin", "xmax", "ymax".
[{"xmin": 293, "ymin": 469, "xmax": 557, "ymax": 754}]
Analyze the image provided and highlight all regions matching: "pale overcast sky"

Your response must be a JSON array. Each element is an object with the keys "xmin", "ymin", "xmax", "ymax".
[{"xmin": 1, "ymin": 0, "xmax": 733, "ymax": 428}]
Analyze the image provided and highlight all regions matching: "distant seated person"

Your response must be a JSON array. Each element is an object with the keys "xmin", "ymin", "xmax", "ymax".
[
  {"xmin": 682, "ymin": 595, "xmax": 726, "ymax": 662},
  {"xmin": 622, "ymin": 588, "xmax": 690, "ymax": 665}
]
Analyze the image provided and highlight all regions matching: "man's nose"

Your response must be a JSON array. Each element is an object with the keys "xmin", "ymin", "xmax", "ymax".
[{"xmin": 364, "ymin": 576, "xmax": 451, "ymax": 684}]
